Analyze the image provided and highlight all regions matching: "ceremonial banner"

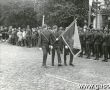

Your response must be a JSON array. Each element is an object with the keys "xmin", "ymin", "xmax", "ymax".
[
  {"xmin": 62, "ymin": 19, "xmax": 81, "ymax": 57},
  {"xmin": 89, "ymin": 0, "xmax": 93, "ymax": 6}
]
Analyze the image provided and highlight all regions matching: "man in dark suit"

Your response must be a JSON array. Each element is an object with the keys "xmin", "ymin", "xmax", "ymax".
[
  {"xmin": 50, "ymin": 25, "xmax": 62, "ymax": 66},
  {"xmin": 38, "ymin": 25, "xmax": 51, "ymax": 67}
]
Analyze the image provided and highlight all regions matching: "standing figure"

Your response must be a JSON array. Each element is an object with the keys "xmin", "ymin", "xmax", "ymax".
[
  {"xmin": 22, "ymin": 28, "xmax": 27, "ymax": 46},
  {"xmin": 64, "ymin": 45, "xmax": 74, "ymax": 66},
  {"xmin": 50, "ymin": 25, "xmax": 62, "ymax": 66},
  {"xmin": 32, "ymin": 28, "xmax": 39, "ymax": 47},
  {"xmin": 79, "ymin": 30, "xmax": 85, "ymax": 57},
  {"xmin": 17, "ymin": 28, "xmax": 23, "ymax": 46},
  {"xmin": 11, "ymin": 29, "xmax": 17, "ymax": 45},
  {"xmin": 38, "ymin": 25, "xmax": 51, "ymax": 67},
  {"xmin": 85, "ymin": 30, "xmax": 92, "ymax": 59},
  {"xmin": 102, "ymin": 31, "xmax": 109, "ymax": 62},
  {"xmin": 26, "ymin": 25, "xmax": 32, "ymax": 48},
  {"xmin": 108, "ymin": 32, "xmax": 110, "ymax": 59},
  {"xmin": 94, "ymin": 30, "xmax": 103, "ymax": 60}
]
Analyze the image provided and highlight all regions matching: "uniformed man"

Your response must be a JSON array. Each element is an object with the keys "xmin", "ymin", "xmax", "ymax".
[
  {"xmin": 59, "ymin": 27, "xmax": 64, "ymax": 54},
  {"xmin": 90, "ymin": 29, "xmax": 95, "ymax": 57},
  {"xmin": 94, "ymin": 30, "xmax": 103, "ymax": 60},
  {"xmin": 64, "ymin": 45, "xmax": 74, "ymax": 66},
  {"xmin": 38, "ymin": 24, "xmax": 51, "ymax": 67},
  {"xmin": 50, "ymin": 25, "xmax": 62, "ymax": 66},
  {"xmin": 99, "ymin": 30, "xmax": 103, "ymax": 58},
  {"xmin": 85, "ymin": 29, "xmax": 92, "ymax": 59},
  {"xmin": 102, "ymin": 31, "xmax": 108, "ymax": 62},
  {"xmin": 108, "ymin": 31, "xmax": 110, "ymax": 59},
  {"xmin": 79, "ymin": 30, "xmax": 85, "ymax": 57}
]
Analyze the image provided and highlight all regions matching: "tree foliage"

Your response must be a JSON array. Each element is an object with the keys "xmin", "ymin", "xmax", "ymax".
[{"xmin": 0, "ymin": 0, "xmax": 89, "ymax": 28}]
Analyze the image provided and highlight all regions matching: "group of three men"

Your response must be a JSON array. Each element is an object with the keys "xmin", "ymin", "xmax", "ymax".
[{"xmin": 38, "ymin": 25, "xmax": 74, "ymax": 67}]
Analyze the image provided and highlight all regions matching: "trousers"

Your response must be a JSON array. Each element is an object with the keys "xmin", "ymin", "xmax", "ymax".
[{"xmin": 52, "ymin": 47, "xmax": 61, "ymax": 65}]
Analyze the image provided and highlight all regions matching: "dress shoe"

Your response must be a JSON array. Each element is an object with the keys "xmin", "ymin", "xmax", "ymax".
[
  {"xmin": 64, "ymin": 63, "xmax": 67, "ymax": 66},
  {"xmin": 58, "ymin": 64, "xmax": 62, "ymax": 66},
  {"xmin": 69, "ymin": 63, "xmax": 74, "ymax": 66}
]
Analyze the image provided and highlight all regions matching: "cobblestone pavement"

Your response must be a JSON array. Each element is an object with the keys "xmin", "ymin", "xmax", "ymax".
[{"xmin": 0, "ymin": 43, "xmax": 110, "ymax": 90}]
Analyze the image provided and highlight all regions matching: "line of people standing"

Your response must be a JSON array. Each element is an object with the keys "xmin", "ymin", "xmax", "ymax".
[
  {"xmin": 38, "ymin": 25, "xmax": 74, "ymax": 67},
  {"xmin": 1, "ymin": 25, "xmax": 110, "ymax": 67},
  {"xmin": 79, "ymin": 29, "xmax": 110, "ymax": 62}
]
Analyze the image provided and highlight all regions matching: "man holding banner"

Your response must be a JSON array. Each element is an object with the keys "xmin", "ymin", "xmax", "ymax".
[
  {"xmin": 64, "ymin": 45, "xmax": 74, "ymax": 66},
  {"xmin": 62, "ymin": 19, "xmax": 81, "ymax": 65},
  {"xmin": 38, "ymin": 18, "xmax": 81, "ymax": 67}
]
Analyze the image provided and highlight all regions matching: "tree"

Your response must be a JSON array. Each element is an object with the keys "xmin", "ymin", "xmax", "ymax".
[
  {"xmin": 0, "ymin": 1, "xmax": 38, "ymax": 27},
  {"xmin": 0, "ymin": 0, "xmax": 89, "ymax": 28}
]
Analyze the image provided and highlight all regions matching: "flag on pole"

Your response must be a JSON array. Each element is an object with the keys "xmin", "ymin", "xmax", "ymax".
[
  {"xmin": 89, "ymin": 0, "xmax": 93, "ymax": 6},
  {"xmin": 62, "ymin": 19, "xmax": 81, "ymax": 57},
  {"xmin": 42, "ymin": 15, "xmax": 45, "ymax": 26}
]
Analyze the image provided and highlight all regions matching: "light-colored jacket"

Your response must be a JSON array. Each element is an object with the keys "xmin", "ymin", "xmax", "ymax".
[
  {"xmin": 17, "ymin": 31, "xmax": 23, "ymax": 41},
  {"xmin": 22, "ymin": 31, "xmax": 26, "ymax": 39}
]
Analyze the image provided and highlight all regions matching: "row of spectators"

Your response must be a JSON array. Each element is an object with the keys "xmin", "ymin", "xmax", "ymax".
[{"xmin": 0, "ymin": 26, "xmax": 39, "ymax": 47}]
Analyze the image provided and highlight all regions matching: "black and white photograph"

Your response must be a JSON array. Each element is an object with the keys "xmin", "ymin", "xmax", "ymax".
[{"xmin": 0, "ymin": 0, "xmax": 110, "ymax": 90}]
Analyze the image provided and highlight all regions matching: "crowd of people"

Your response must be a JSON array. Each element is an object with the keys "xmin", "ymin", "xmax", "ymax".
[
  {"xmin": 79, "ymin": 29, "xmax": 110, "ymax": 62},
  {"xmin": 0, "ymin": 25, "xmax": 110, "ymax": 67},
  {"xmin": 0, "ymin": 25, "xmax": 39, "ymax": 47}
]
